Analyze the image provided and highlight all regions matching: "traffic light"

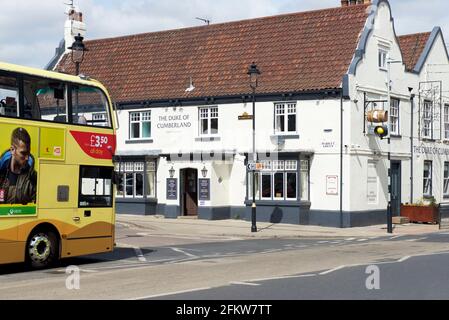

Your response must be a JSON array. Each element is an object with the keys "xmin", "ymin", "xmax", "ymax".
[{"xmin": 374, "ymin": 125, "xmax": 389, "ymax": 139}]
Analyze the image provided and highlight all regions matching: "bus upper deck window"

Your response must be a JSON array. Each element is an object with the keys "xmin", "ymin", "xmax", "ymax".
[
  {"xmin": 23, "ymin": 77, "xmax": 69, "ymax": 123},
  {"xmin": 0, "ymin": 76, "xmax": 19, "ymax": 118},
  {"xmin": 72, "ymin": 85, "xmax": 111, "ymax": 128}
]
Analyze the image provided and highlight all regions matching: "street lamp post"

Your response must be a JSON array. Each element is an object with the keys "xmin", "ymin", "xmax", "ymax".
[
  {"xmin": 68, "ymin": 33, "xmax": 88, "ymax": 122},
  {"xmin": 68, "ymin": 33, "xmax": 88, "ymax": 76},
  {"xmin": 247, "ymin": 62, "xmax": 261, "ymax": 233},
  {"xmin": 386, "ymin": 57, "xmax": 401, "ymax": 234}
]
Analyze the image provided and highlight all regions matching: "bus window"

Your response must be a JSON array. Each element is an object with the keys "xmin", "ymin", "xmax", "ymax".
[
  {"xmin": 0, "ymin": 75, "xmax": 19, "ymax": 118},
  {"xmin": 24, "ymin": 77, "xmax": 68, "ymax": 123},
  {"xmin": 72, "ymin": 85, "xmax": 111, "ymax": 127},
  {"xmin": 79, "ymin": 166, "xmax": 113, "ymax": 208}
]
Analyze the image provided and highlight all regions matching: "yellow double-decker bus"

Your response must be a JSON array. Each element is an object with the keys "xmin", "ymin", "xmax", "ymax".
[{"xmin": 0, "ymin": 61, "xmax": 117, "ymax": 268}]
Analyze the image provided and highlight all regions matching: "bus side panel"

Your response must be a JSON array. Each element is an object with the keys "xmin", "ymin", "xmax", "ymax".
[
  {"xmin": 64, "ymin": 237, "xmax": 114, "ymax": 258},
  {"xmin": 0, "ymin": 219, "xmax": 22, "ymax": 264},
  {"xmin": 0, "ymin": 242, "xmax": 25, "ymax": 264}
]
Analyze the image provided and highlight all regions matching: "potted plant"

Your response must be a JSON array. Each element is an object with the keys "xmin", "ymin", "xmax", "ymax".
[{"xmin": 401, "ymin": 197, "xmax": 439, "ymax": 224}]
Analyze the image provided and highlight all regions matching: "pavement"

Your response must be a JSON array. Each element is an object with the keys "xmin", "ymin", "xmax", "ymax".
[{"xmin": 116, "ymin": 214, "xmax": 441, "ymax": 239}]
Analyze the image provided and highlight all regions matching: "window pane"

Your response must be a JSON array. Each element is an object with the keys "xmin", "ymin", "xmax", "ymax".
[
  {"xmin": 201, "ymin": 119, "xmax": 208, "ymax": 135},
  {"xmin": 211, "ymin": 118, "xmax": 218, "ymax": 134},
  {"xmin": 142, "ymin": 121, "xmax": 151, "ymax": 138},
  {"xmin": 33, "ymin": 79, "xmax": 67, "ymax": 123},
  {"xmin": 444, "ymin": 163, "xmax": 449, "ymax": 196},
  {"xmin": 135, "ymin": 173, "xmax": 144, "ymax": 197},
  {"xmin": 116, "ymin": 173, "xmax": 124, "ymax": 197},
  {"xmin": 423, "ymin": 161, "xmax": 432, "ymax": 196},
  {"xmin": 276, "ymin": 115, "xmax": 285, "ymax": 132},
  {"xmin": 79, "ymin": 166, "xmax": 113, "ymax": 207},
  {"xmin": 262, "ymin": 174, "xmax": 272, "ymax": 199},
  {"xmin": 126, "ymin": 173, "xmax": 134, "ymax": 196},
  {"xmin": 300, "ymin": 160, "xmax": 309, "ymax": 201},
  {"xmin": 0, "ymin": 76, "xmax": 19, "ymax": 118},
  {"xmin": 288, "ymin": 114, "xmax": 296, "ymax": 132},
  {"xmin": 390, "ymin": 99, "xmax": 399, "ymax": 134},
  {"xmin": 72, "ymin": 86, "xmax": 111, "ymax": 127},
  {"xmin": 146, "ymin": 171, "xmax": 155, "ymax": 198},
  {"xmin": 287, "ymin": 173, "xmax": 297, "ymax": 199},
  {"xmin": 81, "ymin": 178, "xmax": 96, "ymax": 195},
  {"xmin": 131, "ymin": 123, "xmax": 140, "ymax": 139},
  {"xmin": 274, "ymin": 173, "xmax": 284, "ymax": 199},
  {"xmin": 248, "ymin": 172, "xmax": 260, "ymax": 200}
]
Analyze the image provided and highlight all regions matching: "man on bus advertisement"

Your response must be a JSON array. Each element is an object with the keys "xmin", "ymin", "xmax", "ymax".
[{"xmin": 0, "ymin": 127, "xmax": 37, "ymax": 207}]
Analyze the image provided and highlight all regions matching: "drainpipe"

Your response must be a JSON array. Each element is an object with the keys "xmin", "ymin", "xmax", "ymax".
[
  {"xmin": 409, "ymin": 88, "xmax": 415, "ymax": 204},
  {"xmin": 340, "ymin": 90, "xmax": 344, "ymax": 228}
]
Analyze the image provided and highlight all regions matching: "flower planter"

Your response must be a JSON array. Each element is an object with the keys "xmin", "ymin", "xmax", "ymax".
[{"xmin": 401, "ymin": 205, "xmax": 439, "ymax": 224}]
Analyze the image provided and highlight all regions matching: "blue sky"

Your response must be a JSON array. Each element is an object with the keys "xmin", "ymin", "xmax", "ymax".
[{"xmin": 0, "ymin": 0, "xmax": 448, "ymax": 68}]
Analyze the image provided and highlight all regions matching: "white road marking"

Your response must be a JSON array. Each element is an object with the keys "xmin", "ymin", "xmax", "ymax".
[
  {"xmin": 318, "ymin": 241, "xmax": 330, "ymax": 244},
  {"xmin": 136, "ymin": 233, "xmax": 243, "ymax": 241},
  {"xmin": 357, "ymin": 239, "xmax": 368, "ymax": 242},
  {"xmin": 134, "ymin": 247, "xmax": 147, "ymax": 262},
  {"xmin": 230, "ymin": 281, "xmax": 261, "ymax": 286},
  {"xmin": 115, "ymin": 243, "xmax": 147, "ymax": 262},
  {"xmin": 319, "ymin": 265, "xmax": 346, "ymax": 275},
  {"xmin": 131, "ymin": 287, "xmax": 212, "ymax": 300},
  {"xmin": 170, "ymin": 247, "xmax": 198, "ymax": 258},
  {"xmin": 250, "ymin": 274, "xmax": 317, "ymax": 282},
  {"xmin": 405, "ymin": 237, "xmax": 427, "ymax": 242},
  {"xmin": 345, "ymin": 238, "xmax": 356, "ymax": 241},
  {"xmin": 389, "ymin": 235, "xmax": 403, "ymax": 239},
  {"xmin": 53, "ymin": 268, "xmax": 98, "ymax": 274},
  {"xmin": 261, "ymin": 249, "xmax": 282, "ymax": 254},
  {"xmin": 398, "ymin": 256, "xmax": 411, "ymax": 263}
]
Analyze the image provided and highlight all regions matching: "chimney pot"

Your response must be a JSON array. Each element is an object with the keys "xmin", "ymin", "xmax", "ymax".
[{"xmin": 342, "ymin": 0, "xmax": 370, "ymax": 6}]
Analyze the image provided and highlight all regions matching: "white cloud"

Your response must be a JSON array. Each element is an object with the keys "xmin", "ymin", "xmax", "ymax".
[{"xmin": 0, "ymin": 0, "xmax": 448, "ymax": 68}]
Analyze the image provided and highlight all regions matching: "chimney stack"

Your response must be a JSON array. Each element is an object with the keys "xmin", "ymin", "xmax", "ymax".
[
  {"xmin": 341, "ymin": 0, "xmax": 370, "ymax": 6},
  {"xmin": 64, "ymin": 4, "xmax": 87, "ymax": 52}
]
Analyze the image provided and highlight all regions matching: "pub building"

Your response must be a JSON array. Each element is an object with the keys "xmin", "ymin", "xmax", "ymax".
[{"xmin": 50, "ymin": 0, "xmax": 449, "ymax": 227}]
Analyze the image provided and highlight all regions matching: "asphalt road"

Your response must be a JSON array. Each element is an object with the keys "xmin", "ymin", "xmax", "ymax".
[
  {"xmin": 154, "ymin": 250, "xmax": 449, "ymax": 300},
  {"xmin": 1, "ymin": 223, "xmax": 449, "ymax": 300}
]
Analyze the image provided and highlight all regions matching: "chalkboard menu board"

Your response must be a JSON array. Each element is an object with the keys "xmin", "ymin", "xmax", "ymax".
[
  {"xmin": 167, "ymin": 178, "xmax": 178, "ymax": 200},
  {"xmin": 199, "ymin": 179, "xmax": 210, "ymax": 201}
]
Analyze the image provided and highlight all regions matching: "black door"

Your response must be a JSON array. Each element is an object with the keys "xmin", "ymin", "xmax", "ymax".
[
  {"xmin": 180, "ymin": 169, "xmax": 198, "ymax": 216},
  {"xmin": 391, "ymin": 161, "xmax": 402, "ymax": 217}
]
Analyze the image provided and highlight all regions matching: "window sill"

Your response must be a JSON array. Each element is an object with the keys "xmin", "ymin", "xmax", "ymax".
[
  {"xmin": 421, "ymin": 138, "xmax": 436, "ymax": 142},
  {"xmin": 195, "ymin": 136, "xmax": 221, "ymax": 142},
  {"xmin": 244, "ymin": 199, "xmax": 310, "ymax": 207},
  {"xmin": 116, "ymin": 197, "xmax": 158, "ymax": 203},
  {"xmin": 271, "ymin": 134, "xmax": 300, "ymax": 140},
  {"xmin": 126, "ymin": 139, "xmax": 154, "ymax": 144}
]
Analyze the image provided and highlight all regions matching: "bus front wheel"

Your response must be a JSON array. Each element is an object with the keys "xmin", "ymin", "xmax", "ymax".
[{"xmin": 27, "ymin": 231, "xmax": 58, "ymax": 269}]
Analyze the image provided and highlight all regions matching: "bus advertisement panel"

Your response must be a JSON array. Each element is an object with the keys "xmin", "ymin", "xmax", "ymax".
[{"xmin": 0, "ymin": 125, "xmax": 40, "ymax": 216}]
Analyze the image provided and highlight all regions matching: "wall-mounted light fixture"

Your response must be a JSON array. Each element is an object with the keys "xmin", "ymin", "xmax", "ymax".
[
  {"xmin": 201, "ymin": 166, "xmax": 208, "ymax": 178},
  {"xmin": 169, "ymin": 166, "xmax": 175, "ymax": 178}
]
